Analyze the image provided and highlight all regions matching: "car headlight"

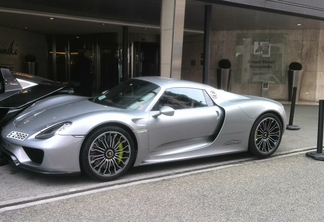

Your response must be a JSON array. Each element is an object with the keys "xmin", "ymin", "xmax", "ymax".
[{"xmin": 35, "ymin": 122, "xmax": 72, "ymax": 139}]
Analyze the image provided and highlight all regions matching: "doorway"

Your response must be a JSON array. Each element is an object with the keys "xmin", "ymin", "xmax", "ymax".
[
  {"xmin": 47, "ymin": 34, "xmax": 119, "ymax": 93},
  {"xmin": 48, "ymin": 35, "xmax": 160, "ymax": 93},
  {"xmin": 47, "ymin": 35, "xmax": 89, "ymax": 82},
  {"xmin": 133, "ymin": 42, "xmax": 160, "ymax": 77}
]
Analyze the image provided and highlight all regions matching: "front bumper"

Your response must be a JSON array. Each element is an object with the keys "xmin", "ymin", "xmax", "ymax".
[{"xmin": 0, "ymin": 135, "xmax": 84, "ymax": 174}]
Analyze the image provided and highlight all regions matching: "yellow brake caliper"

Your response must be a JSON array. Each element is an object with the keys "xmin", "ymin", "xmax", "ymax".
[{"xmin": 117, "ymin": 140, "xmax": 124, "ymax": 164}]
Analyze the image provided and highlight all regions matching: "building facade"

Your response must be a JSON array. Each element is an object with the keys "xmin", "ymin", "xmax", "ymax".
[{"xmin": 1, "ymin": 0, "xmax": 324, "ymax": 101}]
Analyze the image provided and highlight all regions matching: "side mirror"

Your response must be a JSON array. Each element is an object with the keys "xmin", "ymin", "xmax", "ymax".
[{"xmin": 152, "ymin": 106, "xmax": 175, "ymax": 117}]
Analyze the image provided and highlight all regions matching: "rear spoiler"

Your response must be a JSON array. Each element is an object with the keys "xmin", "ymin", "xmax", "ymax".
[{"xmin": 0, "ymin": 68, "xmax": 22, "ymax": 93}]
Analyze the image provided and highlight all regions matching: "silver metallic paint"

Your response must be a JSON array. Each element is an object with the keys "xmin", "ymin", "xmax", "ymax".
[{"xmin": 0, "ymin": 77, "xmax": 286, "ymax": 175}]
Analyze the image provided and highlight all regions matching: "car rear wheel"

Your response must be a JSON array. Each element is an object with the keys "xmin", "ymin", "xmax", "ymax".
[
  {"xmin": 249, "ymin": 113, "xmax": 282, "ymax": 158},
  {"xmin": 80, "ymin": 126, "xmax": 135, "ymax": 181}
]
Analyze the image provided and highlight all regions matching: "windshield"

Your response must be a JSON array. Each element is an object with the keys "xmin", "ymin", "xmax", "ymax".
[{"xmin": 93, "ymin": 79, "xmax": 160, "ymax": 110}]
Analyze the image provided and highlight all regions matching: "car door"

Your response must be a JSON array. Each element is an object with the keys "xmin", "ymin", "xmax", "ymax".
[{"xmin": 148, "ymin": 87, "xmax": 223, "ymax": 152}]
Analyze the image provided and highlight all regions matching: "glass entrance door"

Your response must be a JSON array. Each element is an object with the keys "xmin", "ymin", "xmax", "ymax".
[
  {"xmin": 47, "ymin": 35, "xmax": 85, "ymax": 82},
  {"xmin": 48, "ymin": 33, "xmax": 120, "ymax": 94},
  {"xmin": 133, "ymin": 42, "xmax": 160, "ymax": 77}
]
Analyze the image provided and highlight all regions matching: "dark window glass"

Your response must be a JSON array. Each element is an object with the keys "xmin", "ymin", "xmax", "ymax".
[
  {"xmin": 93, "ymin": 79, "xmax": 160, "ymax": 110},
  {"xmin": 153, "ymin": 88, "xmax": 209, "ymax": 110}
]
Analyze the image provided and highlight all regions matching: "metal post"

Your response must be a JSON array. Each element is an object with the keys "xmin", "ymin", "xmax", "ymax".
[
  {"xmin": 306, "ymin": 100, "xmax": 324, "ymax": 160},
  {"xmin": 317, "ymin": 100, "xmax": 324, "ymax": 153},
  {"xmin": 286, "ymin": 87, "xmax": 300, "ymax": 130}
]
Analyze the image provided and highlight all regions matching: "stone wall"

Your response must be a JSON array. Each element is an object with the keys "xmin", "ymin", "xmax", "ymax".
[
  {"xmin": 182, "ymin": 29, "xmax": 324, "ymax": 102},
  {"xmin": 182, "ymin": 34, "xmax": 204, "ymax": 83},
  {"xmin": 0, "ymin": 26, "xmax": 47, "ymax": 77}
]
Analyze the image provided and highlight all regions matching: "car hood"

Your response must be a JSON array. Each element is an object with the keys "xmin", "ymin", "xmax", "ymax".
[{"xmin": 14, "ymin": 99, "xmax": 120, "ymax": 130}]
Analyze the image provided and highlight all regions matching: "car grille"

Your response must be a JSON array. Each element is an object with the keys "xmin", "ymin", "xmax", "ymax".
[
  {"xmin": 23, "ymin": 147, "xmax": 44, "ymax": 164},
  {"xmin": 7, "ymin": 131, "xmax": 29, "ymax": 141}
]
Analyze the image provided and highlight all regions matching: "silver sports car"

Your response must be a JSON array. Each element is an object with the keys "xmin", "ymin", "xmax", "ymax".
[{"xmin": 0, "ymin": 77, "xmax": 286, "ymax": 181}]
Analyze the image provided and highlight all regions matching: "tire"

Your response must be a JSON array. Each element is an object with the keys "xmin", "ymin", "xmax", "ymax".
[
  {"xmin": 80, "ymin": 126, "xmax": 135, "ymax": 181},
  {"xmin": 249, "ymin": 113, "xmax": 283, "ymax": 158}
]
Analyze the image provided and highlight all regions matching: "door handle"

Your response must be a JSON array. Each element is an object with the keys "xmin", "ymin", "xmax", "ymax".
[{"xmin": 216, "ymin": 111, "xmax": 220, "ymax": 118}]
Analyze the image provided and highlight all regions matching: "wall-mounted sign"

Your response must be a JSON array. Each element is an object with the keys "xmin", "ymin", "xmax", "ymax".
[
  {"xmin": 236, "ymin": 34, "xmax": 286, "ymax": 85},
  {"xmin": 0, "ymin": 41, "xmax": 19, "ymax": 56},
  {"xmin": 253, "ymin": 42, "xmax": 271, "ymax": 57},
  {"xmin": 248, "ymin": 59, "xmax": 275, "ymax": 69}
]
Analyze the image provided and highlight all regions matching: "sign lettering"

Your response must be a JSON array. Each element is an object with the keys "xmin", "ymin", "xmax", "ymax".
[{"xmin": 0, "ymin": 41, "xmax": 19, "ymax": 55}]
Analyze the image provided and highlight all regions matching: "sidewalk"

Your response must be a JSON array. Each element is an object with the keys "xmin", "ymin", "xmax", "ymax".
[{"xmin": 279, "ymin": 103, "xmax": 320, "ymax": 154}]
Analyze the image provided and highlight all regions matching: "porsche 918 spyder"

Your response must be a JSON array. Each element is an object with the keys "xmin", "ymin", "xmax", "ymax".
[{"xmin": 0, "ymin": 77, "xmax": 286, "ymax": 181}]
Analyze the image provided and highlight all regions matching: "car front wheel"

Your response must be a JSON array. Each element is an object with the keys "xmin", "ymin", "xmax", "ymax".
[
  {"xmin": 80, "ymin": 126, "xmax": 135, "ymax": 181},
  {"xmin": 249, "ymin": 113, "xmax": 283, "ymax": 158}
]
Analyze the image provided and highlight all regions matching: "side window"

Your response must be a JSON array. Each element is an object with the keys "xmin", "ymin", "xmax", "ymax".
[
  {"xmin": 153, "ymin": 88, "xmax": 209, "ymax": 110},
  {"xmin": 203, "ymin": 90, "xmax": 215, "ymax": 106}
]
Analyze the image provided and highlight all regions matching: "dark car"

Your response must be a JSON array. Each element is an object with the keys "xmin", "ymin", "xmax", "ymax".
[{"xmin": 0, "ymin": 68, "xmax": 73, "ymax": 165}]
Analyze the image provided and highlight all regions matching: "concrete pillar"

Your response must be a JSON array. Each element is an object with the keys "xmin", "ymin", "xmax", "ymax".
[
  {"xmin": 203, "ymin": 5, "xmax": 212, "ymax": 84},
  {"xmin": 160, "ymin": 0, "xmax": 186, "ymax": 79}
]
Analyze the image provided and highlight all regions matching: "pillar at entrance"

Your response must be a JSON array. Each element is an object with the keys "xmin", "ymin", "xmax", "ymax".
[{"xmin": 160, "ymin": 0, "xmax": 186, "ymax": 79}]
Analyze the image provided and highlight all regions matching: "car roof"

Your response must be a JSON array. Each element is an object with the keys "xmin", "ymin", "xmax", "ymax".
[{"xmin": 134, "ymin": 76, "xmax": 213, "ymax": 90}]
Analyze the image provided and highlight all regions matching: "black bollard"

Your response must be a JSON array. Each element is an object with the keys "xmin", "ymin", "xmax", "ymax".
[
  {"xmin": 306, "ymin": 100, "xmax": 324, "ymax": 160},
  {"xmin": 286, "ymin": 87, "xmax": 300, "ymax": 130}
]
